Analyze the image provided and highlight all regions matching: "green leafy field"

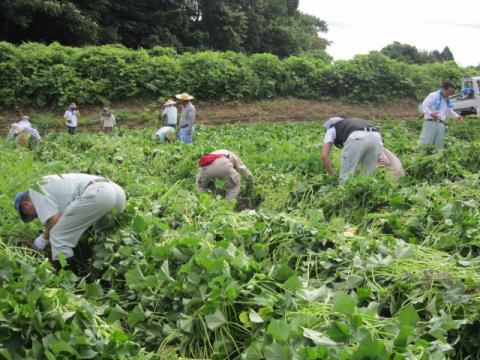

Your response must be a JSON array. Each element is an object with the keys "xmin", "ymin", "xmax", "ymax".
[{"xmin": 2, "ymin": 118, "xmax": 480, "ymax": 359}]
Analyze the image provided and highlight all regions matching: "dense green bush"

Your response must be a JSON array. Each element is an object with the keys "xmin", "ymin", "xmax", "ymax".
[{"xmin": 0, "ymin": 41, "xmax": 469, "ymax": 108}]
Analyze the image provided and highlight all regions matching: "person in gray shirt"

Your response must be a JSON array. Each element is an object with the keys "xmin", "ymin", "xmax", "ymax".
[
  {"xmin": 14, "ymin": 173, "xmax": 126, "ymax": 272},
  {"xmin": 176, "ymin": 92, "xmax": 196, "ymax": 144}
]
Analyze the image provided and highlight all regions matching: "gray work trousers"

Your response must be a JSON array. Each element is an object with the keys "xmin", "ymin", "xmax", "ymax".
[
  {"xmin": 340, "ymin": 131, "xmax": 383, "ymax": 183},
  {"xmin": 50, "ymin": 182, "xmax": 126, "ymax": 259},
  {"xmin": 419, "ymin": 120, "xmax": 446, "ymax": 149}
]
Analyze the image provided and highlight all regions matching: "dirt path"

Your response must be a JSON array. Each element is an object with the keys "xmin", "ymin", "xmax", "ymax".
[
  {"xmin": 197, "ymin": 98, "xmax": 419, "ymax": 125},
  {"xmin": 1, "ymin": 98, "xmax": 420, "ymax": 134}
]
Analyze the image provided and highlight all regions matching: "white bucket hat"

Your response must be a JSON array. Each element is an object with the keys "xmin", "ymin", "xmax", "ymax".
[{"xmin": 163, "ymin": 99, "xmax": 177, "ymax": 106}]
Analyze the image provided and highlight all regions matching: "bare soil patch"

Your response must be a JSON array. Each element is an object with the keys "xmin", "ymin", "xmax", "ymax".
[{"xmin": 0, "ymin": 98, "xmax": 420, "ymax": 133}]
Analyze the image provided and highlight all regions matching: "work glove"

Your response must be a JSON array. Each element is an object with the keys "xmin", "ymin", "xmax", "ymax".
[
  {"xmin": 187, "ymin": 127, "xmax": 192, "ymax": 136},
  {"xmin": 33, "ymin": 234, "xmax": 48, "ymax": 250}
]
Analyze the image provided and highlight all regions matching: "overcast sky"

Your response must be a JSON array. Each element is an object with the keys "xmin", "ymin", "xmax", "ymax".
[{"xmin": 299, "ymin": 0, "xmax": 480, "ymax": 67}]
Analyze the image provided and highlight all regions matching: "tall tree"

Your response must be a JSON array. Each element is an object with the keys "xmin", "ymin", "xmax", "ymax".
[
  {"xmin": 381, "ymin": 41, "xmax": 456, "ymax": 64},
  {"xmin": 0, "ymin": 0, "xmax": 329, "ymax": 57}
]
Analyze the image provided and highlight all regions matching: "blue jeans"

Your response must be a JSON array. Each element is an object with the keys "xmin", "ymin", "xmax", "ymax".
[{"xmin": 179, "ymin": 126, "xmax": 194, "ymax": 144}]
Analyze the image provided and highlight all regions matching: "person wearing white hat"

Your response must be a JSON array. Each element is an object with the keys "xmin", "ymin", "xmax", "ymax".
[
  {"xmin": 7, "ymin": 115, "xmax": 42, "ymax": 144},
  {"xmin": 162, "ymin": 99, "xmax": 178, "ymax": 128},
  {"xmin": 14, "ymin": 173, "xmax": 126, "ymax": 272},
  {"xmin": 322, "ymin": 117, "xmax": 383, "ymax": 183},
  {"xmin": 175, "ymin": 93, "xmax": 196, "ymax": 144},
  {"xmin": 156, "ymin": 126, "xmax": 176, "ymax": 142},
  {"xmin": 64, "ymin": 102, "xmax": 79, "ymax": 134},
  {"xmin": 196, "ymin": 150, "xmax": 253, "ymax": 200}
]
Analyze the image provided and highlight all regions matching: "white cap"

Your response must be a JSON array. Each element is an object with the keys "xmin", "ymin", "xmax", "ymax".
[{"xmin": 324, "ymin": 117, "xmax": 343, "ymax": 130}]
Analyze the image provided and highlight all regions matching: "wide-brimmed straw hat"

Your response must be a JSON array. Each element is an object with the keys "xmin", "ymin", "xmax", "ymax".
[
  {"xmin": 20, "ymin": 115, "xmax": 30, "ymax": 120},
  {"xmin": 163, "ymin": 99, "xmax": 177, "ymax": 106},
  {"xmin": 175, "ymin": 93, "xmax": 194, "ymax": 101}
]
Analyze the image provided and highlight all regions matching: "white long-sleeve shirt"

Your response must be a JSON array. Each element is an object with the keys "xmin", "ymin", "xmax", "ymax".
[
  {"xmin": 162, "ymin": 106, "xmax": 178, "ymax": 126},
  {"xmin": 421, "ymin": 90, "xmax": 460, "ymax": 121},
  {"xmin": 64, "ymin": 109, "xmax": 79, "ymax": 127}
]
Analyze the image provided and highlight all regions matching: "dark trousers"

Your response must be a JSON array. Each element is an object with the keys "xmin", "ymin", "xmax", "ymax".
[{"xmin": 66, "ymin": 126, "xmax": 76, "ymax": 134}]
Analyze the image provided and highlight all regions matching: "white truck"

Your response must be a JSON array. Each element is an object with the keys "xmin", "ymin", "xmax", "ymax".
[{"xmin": 450, "ymin": 76, "xmax": 480, "ymax": 116}]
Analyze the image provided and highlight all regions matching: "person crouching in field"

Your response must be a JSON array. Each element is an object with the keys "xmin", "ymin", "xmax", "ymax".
[
  {"xmin": 14, "ymin": 173, "xmax": 126, "ymax": 273},
  {"xmin": 101, "ymin": 107, "xmax": 116, "ymax": 132},
  {"xmin": 378, "ymin": 148, "xmax": 405, "ymax": 180},
  {"xmin": 7, "ymin": 115, "xmax": 42, "ymax": 145},
  {"xmin": 419, "ymin": 80, "xmax": 463, "ymax": 149},
  {"xmin": 196, "ymin": 150, "xmax": 253, "ymax": 200},
  {"xmin": 162, "ymin": 99, "xmax": 177, "ymax": 128},
  {"xmin": 176, "ymin": 93, "xmax": 196, "ymax": 144},
  {"xmin": 64, "ymin": 102, "xmax": 80, "ymax": 134},
  {"xmin": 322, "ymin": 117, "xmax": 383, "ymax": 183},
  {"xmin": 156, "ymin": 126, "xmax": 176, "ymax": 142}
]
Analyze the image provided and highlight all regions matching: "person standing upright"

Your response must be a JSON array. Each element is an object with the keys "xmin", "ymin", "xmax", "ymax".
[
  {"xmin": 162, "ymin": 99, "xmax": 178, "ymax": 128},
  {"xmin": 419, "ymin": 80, "xmax": 463, "ymax": 149},
  {"xmin": 176, "ymin": 93, "xmax": 196, "ymax": 144},
  {"xmin": 100, "ymin": 107, "xmax": 116, "ymax": 133},
  {"xmin": 64, "ymin": 102, "xmax": 80, "ymax": 134}
]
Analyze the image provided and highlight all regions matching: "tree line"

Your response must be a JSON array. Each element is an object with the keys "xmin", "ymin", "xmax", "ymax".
[{"xmin": 0, "ymin": 0, "xmax": 328, "ymax": 57}]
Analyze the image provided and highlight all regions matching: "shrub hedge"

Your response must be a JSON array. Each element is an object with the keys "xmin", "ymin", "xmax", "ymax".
[{"xmin": 0, "ymin": 42, "xmax": 475, "ymax": 108}]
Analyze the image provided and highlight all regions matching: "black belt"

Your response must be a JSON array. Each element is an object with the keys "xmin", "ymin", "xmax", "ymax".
[
  {"xmin": 180, "ymin": 124, "xmax": 189, "ymax": 129},
  {"xmin": 426, "ymin": 118, "xmax": 444, "ymax": 123},
  {"xmin": 361, "ymin": 127, "xmax": 379, "ymax": 132}
]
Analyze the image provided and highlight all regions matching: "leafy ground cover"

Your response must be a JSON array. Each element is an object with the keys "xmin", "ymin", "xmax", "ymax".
[{"xmin": 1, "ymin": 116, "xmax": 480, "ymax": 359}]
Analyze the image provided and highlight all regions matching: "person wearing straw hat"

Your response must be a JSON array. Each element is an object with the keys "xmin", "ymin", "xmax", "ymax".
[
  {"xmin": 100, "ymin": 107, "xmax": 116, "ymax": 132},
  {"xmin": 175, "ymin": 93, "xmax": 196, "ymax": 144},
  {"xmin": 64, "ymin": 102, "xmax": 80, "ymax": 134},
  {"xmin": 7, "ymin": 115, "xmax": 42, "ymax": 144},
  {"xmin": 196, "ymin": 150, "xmax": 253, "ymax": 200},
  {"xmin": 156, "ymin": 126, "xmax": 176, "ymax": 142},
  {"xmin": 14, "ymin": 173, "xmax": 126, "ymax": 273},
  {"xmin": 322, "ymin": 116, "xmax": 383, "ymax": 183},
  {"xmin": 162, "ymin": 99, "xmax": 178, "ymax": 128}
]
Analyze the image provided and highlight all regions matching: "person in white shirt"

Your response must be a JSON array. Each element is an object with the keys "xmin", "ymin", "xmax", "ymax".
[
  {"xmin": 322, "ymin": 117, "xmax": 383, "ymax": 183},
  {"xmin": 14, "ymin": 174, "xmax": 126, "ymax": 273},
  {"xmin": 64, "ymin": 102, "xmax": 80, "ymax": 134},
  {"xmin": 162, "ymin": 99, "xmax": 178, "ymax": 128},
  {"xmin": 7, "ymin": 116, "xmax": 41, "ymax": 144},
  {"xmin": 419, "ymin": 80, "xmax": 463, "ymax": 148},
  {"xmin": 176, "ymin": 93, "xmax": 196, "ymax": 144},
  {"xmin": 156, "ymin": 126, "xmax": 176, "ymax": 142},
  {"xmin": 100, "ymin": 107, "xmax": 116, "ymax": 132}
]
